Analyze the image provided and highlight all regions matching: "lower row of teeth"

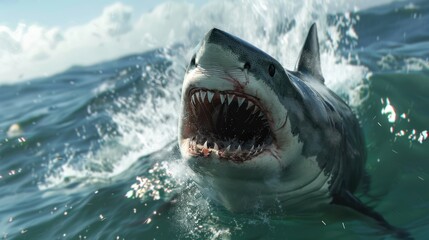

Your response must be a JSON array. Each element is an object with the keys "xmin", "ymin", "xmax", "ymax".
[{"xmin": 188, "ymin": 139, "xmax": 264, "ymax": 158}]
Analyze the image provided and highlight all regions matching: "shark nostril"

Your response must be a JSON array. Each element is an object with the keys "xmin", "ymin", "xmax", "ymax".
[{"xmin": 190, "ymin": 54, "xmax": 197, "ymax": 67}]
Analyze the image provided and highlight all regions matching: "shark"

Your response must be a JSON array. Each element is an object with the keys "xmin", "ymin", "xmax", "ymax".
[{"xmin": 178, "ymin": 24, "xmax": 411, "ymax": 239}]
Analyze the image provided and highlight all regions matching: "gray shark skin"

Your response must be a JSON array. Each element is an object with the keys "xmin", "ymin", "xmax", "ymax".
[{"xmin": 178, "ymin": 24, "xmax": 411, "ymax": 239}]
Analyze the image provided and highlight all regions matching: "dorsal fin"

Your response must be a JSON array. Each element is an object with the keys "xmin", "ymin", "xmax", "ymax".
[{"xmin": 296, "ymin": 23, "xmax": 324, "ymax": 83}]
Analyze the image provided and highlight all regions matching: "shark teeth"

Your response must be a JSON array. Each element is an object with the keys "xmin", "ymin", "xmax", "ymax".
[
  {"xmin": 188, "ymin": 137, "xmax": 268, "ymax": 161},
  {"xmin": 187, "ymin": 89, "xmax": 273, "ymax": 161},
  {"xmin": 220, "ymin": 94, "xmax": 226, "ymax": 104},
  {"xmin": 191, "ymin": 94, "xmax": 196, "ymax": 104},
  {"xmin": 246, "ymin": 101, "xmax": 254, "ymax": 110},
  {"xmin": 227, "ymin": 94, "xmax": 234, "ymax": 105},
  {"xmin": 236, "ymin": 145, "xmax": 242, "ymax": 153},
  {"xmin": 237, "ymin": 97, "xmax": 245, "ymax": 107},
  {"xmin": 190, "ymin": 90, "xmax": 264, "ymax": 113},
  {"xmin": 200, "ymin": 91, "xmax": 207, "ymax": 102},
  {"xmin": 207, "ymin": 91, "xmax": 214, "ymax": 103}
]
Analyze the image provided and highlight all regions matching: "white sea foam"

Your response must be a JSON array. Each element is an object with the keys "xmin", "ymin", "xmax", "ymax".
[
  {"xmin": 39, "ymin": 81, "xmax": 182, "ymax": 190},
  {"xmin": 378, "ymin": 54, "xmax": 429, "ymax": 72},
  {"xmin": 38, "ymin": 0, "xmax": 371, "ymax": 190}
]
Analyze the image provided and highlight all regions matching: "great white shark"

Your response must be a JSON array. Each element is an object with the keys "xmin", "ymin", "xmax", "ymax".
[{"xmin": 178, "ymin": 24, "xmax": 410, "ymax": 239}]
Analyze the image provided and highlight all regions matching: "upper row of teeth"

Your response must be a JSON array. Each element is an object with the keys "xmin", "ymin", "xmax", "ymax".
[{"xmin": 191, "ymin": 91, "xmax": 263, "ymax": 115}]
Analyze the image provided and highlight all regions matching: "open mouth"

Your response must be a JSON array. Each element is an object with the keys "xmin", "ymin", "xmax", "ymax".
[{"xmin": 183, "ymin": 88, "xmax": 274, "ymax": 162}]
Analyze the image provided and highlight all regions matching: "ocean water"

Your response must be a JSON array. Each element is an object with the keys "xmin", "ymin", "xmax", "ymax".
[{"xmin": 0, "ymin": 0, "xmax": 428, "ymax": 239}]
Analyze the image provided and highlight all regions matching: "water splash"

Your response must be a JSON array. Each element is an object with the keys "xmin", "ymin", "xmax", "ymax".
[
  {"xmin": 125, "ymin": 161, "xmax": 177, "ymax": 201},
  {"xmin": 381, "ymin": 98, "xmax": 397, "ymax": 123},
  {"xmin": 381, "ymin": 97, "xmax": 428, "ymax": 144},
  {"xmin": 377, "ymin": 54, "xmax": 429, "ymax": 72}
]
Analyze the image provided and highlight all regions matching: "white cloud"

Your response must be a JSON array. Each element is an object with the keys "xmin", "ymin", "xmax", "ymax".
[
  {"xmin": 0, "ymin": 2, "xmax": 138, "ymax": 83},
  {"xmin": 0, "ymin": 27, "xmax": 21, "ymax": 55},
  {"xmin": 92, "ymin": 2, "xmax": 133, "ymax": 37}
]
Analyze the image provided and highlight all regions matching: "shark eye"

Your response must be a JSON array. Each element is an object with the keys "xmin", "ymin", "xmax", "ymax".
[
  {"xmin": 244, "ymin": 62, "xmax": 251, "ymax": 70},
  {"xmin": 268, "ymin": 64, "xmax": 275, "ymax": 77}
]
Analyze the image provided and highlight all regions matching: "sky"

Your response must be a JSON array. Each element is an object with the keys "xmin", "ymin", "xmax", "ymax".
[
  {"xmin": 0, "ymin": 0, "xmax": 396, "ymax": 28},
  {"xmin": 0, "ymin": 0, "xmax": 398, "ymax": 84},
  {"xmin": 0, "ymin": 0, "xmax": 176, "ymax": 28}
]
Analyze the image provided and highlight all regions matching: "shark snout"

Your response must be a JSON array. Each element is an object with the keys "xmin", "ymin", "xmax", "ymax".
[{"xmin": 192, "ymin": 28, "xmax": 253, "ymax": 71}]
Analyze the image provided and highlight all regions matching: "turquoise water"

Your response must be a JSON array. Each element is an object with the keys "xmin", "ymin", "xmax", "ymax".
[{"xmin": 0, "ymin": 0, "xmax": 428, "ymax": 239}]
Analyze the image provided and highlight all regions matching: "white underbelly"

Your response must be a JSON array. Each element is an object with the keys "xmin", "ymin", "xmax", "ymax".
[{"xmin": 194, "ymin": 161, "xmax": 332, "ymax": 213}]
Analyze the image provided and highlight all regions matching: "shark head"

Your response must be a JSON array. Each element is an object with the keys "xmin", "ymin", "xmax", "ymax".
[
  {"xmin": 179, "ymin": 28, "xmax": 296, "ymax": 172},
  {"xmin": 178, "ymin": 25, "xmax": 364, "ymax": 212}
]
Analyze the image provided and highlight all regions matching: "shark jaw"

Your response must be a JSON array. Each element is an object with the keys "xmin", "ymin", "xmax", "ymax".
[
  {"xmin": 184, "ymin": 88, "xmax": 274, "ymax": 162},
  {"xmin": 181, "ymin": 80, "xmax": 277, "ymax": 162}
]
